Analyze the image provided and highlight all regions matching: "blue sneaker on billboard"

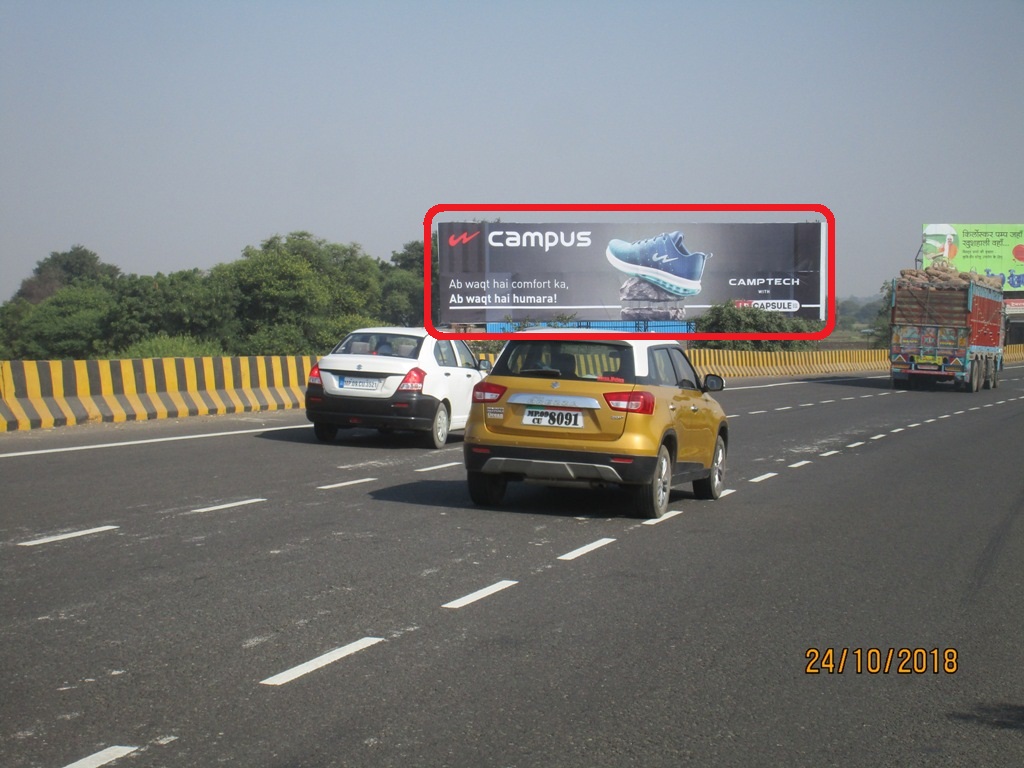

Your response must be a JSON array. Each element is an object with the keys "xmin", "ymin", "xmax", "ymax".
[{"xmin": 605, "ymin": 231, "xmax": 710, "ymax": 296}]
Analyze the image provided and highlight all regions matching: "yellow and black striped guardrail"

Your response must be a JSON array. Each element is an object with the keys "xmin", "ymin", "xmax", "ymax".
[
  {"xmin": 2, "ymin": 345, "xmax": 1022, "ymax": 432},
  {"xmin": 0, "ymin": 356, "xmax": 317, "ymax": 432}
]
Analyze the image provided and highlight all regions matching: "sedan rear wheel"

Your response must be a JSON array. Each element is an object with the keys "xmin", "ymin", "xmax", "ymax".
[
  {"xmin": 313, "ymin": 423, "xmax": 337, "ymax": 442},
  {"xmin": 632, "ymin": 445, "xmax": 672, "ymax": 519},
  {"xmin": 425, "ymin": 403, "xmax": 450, "ymax": 449}
]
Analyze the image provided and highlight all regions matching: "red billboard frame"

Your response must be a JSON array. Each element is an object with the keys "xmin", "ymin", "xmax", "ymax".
[{"xmin": 424, "ymin": 203, "xmax": 835, "ymax": 341}]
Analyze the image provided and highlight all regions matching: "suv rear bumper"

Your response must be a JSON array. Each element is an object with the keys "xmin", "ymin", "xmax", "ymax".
[
  {"xmin": 306, "ymin": 386, "xmax": 441, "ymax": 431},
  {"xmin": 464, "ymin": 443, "xmax": 657, "ymax": 485}
]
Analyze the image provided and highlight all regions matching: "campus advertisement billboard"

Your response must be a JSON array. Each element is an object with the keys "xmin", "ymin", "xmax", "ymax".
[
  {"xmin": 426, "ymin": 205, "xmax": 832, "ymax": 341},
  {"xmin": 922, "ymin": 224, "xmax": 1024, "ymax": 289}
]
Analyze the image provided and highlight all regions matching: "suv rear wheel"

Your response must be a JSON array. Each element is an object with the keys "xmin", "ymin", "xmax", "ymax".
[
  {"xmin": 468, "ymin": 471, "xmax": 507, "ymax": 506},
  {"xmin": 632, "ymin": 444, "xmax": 672, "ymax": 519},
  {"xmin": 693, "ymin": 435, "xmax": 726, "ymax": 500}
]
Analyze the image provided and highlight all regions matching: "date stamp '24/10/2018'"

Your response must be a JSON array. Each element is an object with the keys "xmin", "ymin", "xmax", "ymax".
[{"xmin": 805, "ymin": 648, "xmax": 958, "ymax": 675}]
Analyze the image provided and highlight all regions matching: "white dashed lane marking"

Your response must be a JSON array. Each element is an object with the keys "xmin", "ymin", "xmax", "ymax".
[
  {"xmin": 62, "ymin": 745, "xmax": 138, "ymax": 768},
  {"xmin": 19, "ymin": 525, "xmax": 119, "ymax": 547},
  {"xmin": 191, "ymin": 498, "xmax": 266, "ymax": 514},
  {"xmin": 558, "ymin": 538, "xmax": 616, "ymax": 560},
  {"xmin": 643, "ymin": 509, "xmax": 684, "ymax": 525},
  {"xmin": 317, "ymin": 477, "xmax": 377, "ymax": 490},
  {"xmin": 442, "ymin": 580, "xmax": 518, "ymax": 609},
  {"xmin": 750, "ymin": 473, "xmax": 778, "ymax": 483},
  {"xmin": 415, "ymin": 462, "xmax": 462, "ymax": 472},
  {"xmin": 260, "ymin": 637, "xmax": 384, "ymax": 686}
]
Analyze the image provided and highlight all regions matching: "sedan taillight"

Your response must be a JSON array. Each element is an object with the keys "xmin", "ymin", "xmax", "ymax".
[
  {"xmin": 603, "ymin": 390, "xmax": 655, "ymax": 414},
  {"xmin": 308, "ymin": 364, "xmax": 322, "ymax": 386},
  {"xmin": 398, "ymin": 367, "xmax": 426, "ymax": 392}
]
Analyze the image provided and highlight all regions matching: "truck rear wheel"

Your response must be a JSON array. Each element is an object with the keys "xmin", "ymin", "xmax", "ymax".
[{"xmin": 982, "ymin": 358, "xmax": 993, "ymax": 390}]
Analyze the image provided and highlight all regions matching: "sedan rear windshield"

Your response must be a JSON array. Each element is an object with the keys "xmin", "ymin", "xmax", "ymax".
[
  {"xmin": 493, "ymin": 340, "xmax": 635, "ymax": 383},
  {"xmin": 333, "ymin": 333, "xmax": 423, "ymax": 359}
]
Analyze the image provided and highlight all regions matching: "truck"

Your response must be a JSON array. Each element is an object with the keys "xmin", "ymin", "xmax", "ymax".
[{"xmin": 889, "ymin": 266, "xmax": 1005, "ymax": 391}]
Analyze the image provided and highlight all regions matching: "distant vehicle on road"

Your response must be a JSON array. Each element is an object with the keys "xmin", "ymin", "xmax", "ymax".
[
  {"xmin": 889, "ymin": 266, "xmax": 1005, "ymax": 391},
  {"xmin": 305, "ymin": 327, "xmax": 488, "ymax": 448}
]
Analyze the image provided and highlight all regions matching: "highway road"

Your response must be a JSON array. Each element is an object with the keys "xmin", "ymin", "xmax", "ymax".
[{"xmin": 3, "ymin": 367, "xmax": 1024, "ymax": 767}]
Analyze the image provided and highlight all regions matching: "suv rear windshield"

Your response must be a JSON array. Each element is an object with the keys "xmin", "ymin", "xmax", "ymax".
[
  {"xmin": 493, "ymin": 340, "xmax": 635, "ymax": 383},
  {"xmin": 333, "ymin": 333, "xmax": 423, "ymax": 359}
]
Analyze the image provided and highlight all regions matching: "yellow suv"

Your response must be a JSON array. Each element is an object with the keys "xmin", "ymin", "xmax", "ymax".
[{"xmin": 463, "ymin": 333, "xmax": 728, "ymax": 518}]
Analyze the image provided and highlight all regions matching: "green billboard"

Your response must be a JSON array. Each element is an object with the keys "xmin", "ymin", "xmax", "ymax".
[{"xmin": 922, "ymin": 224, "xmax": 1024, "ymax": 289}]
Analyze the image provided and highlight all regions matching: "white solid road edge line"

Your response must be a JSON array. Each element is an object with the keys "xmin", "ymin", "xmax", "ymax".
[
  {"xmin": 63, "ymin": 745, "xmax": 139, "ymax": 768},
  {"xmin": 442, "ymin": 580, "xmax": 518, "ymax": 609},
  {"xmin": 0, "ymin": 425, "xmax": 308, "ymax": 459},
  {"xmin": 558, "ymin": 538, "xmax": 616, "ymax": 560},
  {"xmin": 260, "ymin": 637, "xmax": 384, "ymax": 686},
  {"xmin": 19, "ymin": 525, "xmax": 120, "ymax": 547}
]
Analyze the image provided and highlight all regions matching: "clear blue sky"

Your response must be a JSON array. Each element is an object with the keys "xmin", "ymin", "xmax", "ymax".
[{"xmin": 2, "ymin": 0, "xmax": 1022, "ymax": 303}]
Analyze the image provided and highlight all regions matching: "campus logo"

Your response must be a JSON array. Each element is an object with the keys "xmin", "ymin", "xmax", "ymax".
[
  {"xmin": 487, "ymin": 229, "xmax": 592, "ymax": 251},
  {"xmin": 448, "ymin": 231, "xmax": 481, "ymax": 247}
]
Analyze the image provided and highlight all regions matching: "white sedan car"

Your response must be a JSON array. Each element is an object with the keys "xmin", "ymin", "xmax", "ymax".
[{"xmin": 305, "ymin": 327, "xmax": 488, "ymax": 448}]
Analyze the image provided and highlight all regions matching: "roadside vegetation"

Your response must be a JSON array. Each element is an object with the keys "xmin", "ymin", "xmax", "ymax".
[
  {"xmin": 0, "ymin": 235, "xmax": 887, "ymax": 359},
  {"xmin": 0, "ymin": 235, "xmax": 429, "ymax": 359}
]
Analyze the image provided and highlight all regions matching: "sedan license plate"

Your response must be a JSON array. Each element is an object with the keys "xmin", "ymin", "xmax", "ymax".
[
  {"xmin": 522, "ymin": 407, "xmax": 584, "ymax": 428},
  {"xmin": 337, "ymin": 376, "xmax": 379, "ymax": 390}
]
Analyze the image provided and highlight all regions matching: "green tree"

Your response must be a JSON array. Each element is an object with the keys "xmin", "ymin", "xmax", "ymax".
[
  {"xmin": 12, "ymin": 284, "xmax": 116, "ymax": 359},
  {"xmin": 869, "ymin": 282, "xmax": 894, "ymax": 348},
  {"xmin": 380, "ymin": 240, "xmax": 429, "ymax": 326},
  {"xmin": 225, "ymin": 248, "xmax": 329, "ymax": 354},
  {"xmin": 16, "ymin": 245, "xmax": 121, "ymax": 303},
  {"xmin": 0, "ymin": 297, "xmax": 35, "ymax": 358},
  {"xmin": 380, "ymin": 268, "xmax": 423, "ymax": 326}
]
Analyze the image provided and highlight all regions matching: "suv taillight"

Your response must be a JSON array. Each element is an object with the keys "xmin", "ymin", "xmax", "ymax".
[
  {"xmin": 604, "ymin": 390, "xmax": 655, "ymax": 415},
  {"xmin": 308, "ymin": 364, "xmax": 322, "ymax": 386},
  {"xmin": 473, "ymin": 380, "xmax": 507, "ymax": 403},
  {"xmin": 398, "ymin": 367, "xmax": 426, "ymax": 392}
]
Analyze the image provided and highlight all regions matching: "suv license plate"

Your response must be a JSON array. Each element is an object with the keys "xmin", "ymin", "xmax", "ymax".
[
  {"xmin": 338, "ymin": 376, "xmax": 379, "ymax": 390},
  {"xmin": 522, "ymin": 407, "xmax": 584, "ymax": 428}
]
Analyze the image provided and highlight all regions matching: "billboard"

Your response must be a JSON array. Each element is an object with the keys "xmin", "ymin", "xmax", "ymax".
[
  {"xmin": 426, "ymin": 204, "xmax": 833, "ymax": 341},
  {"xmin": 922, "ymin": 224, "xmax": 1024, "ymax": 289}
]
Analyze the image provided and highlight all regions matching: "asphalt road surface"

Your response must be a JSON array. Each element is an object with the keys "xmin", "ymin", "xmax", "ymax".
[{"xmin": 3, "ymin": 367, "xmax": 1024, "ymax": 767}]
